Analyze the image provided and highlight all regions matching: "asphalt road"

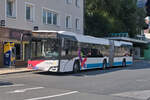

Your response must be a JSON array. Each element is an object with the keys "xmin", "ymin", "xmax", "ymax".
[{"xmin": 0, "ymin": 60, "xmax": 150, "ymax": 100}]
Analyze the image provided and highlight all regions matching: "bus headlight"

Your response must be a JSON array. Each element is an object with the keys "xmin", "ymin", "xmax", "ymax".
[{"xmin": 49, "ymin": 66, "xmax": 58, "ymax": 72}]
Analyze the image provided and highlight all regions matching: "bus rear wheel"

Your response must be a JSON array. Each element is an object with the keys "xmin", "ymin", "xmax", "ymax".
[
  {"xmin": 102, "ymin": 60, "xmax": 107, "ymax": 70},
  {"xmin": 122, "ymin": 60, "xmax": 126, "ymax": 67},
  {"xmin": 73, "ymin": 61, "xmax": 80, "ymax": 73}
]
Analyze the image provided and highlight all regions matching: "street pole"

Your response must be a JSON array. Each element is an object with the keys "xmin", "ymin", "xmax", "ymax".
[{"xmin": 20, "ymin": 34, "xmax": 23, "ymax": 61}]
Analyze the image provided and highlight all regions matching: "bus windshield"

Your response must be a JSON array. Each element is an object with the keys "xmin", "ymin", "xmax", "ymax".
[{"xmin": 31, "ymin": 38, "xmax": 60, "ymax": 59}]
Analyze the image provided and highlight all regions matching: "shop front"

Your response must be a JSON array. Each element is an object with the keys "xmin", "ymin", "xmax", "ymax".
[{"xmin": 0, "ymin": 27, "xmax": 31, "ymax": 68}]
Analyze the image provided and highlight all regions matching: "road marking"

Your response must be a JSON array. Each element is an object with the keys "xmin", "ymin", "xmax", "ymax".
[
  {"xmin": 111, "ymin": 90, "xmax": 150, "ymax": 100},
  {"xmin": 0, "ymin": 84, "xmax": 24, "ymax": 88},
  {"xmin": 25, "ymin": 91, "xmax": 79, "ymax": 100},
  {"xmin": 7, "ymin": 87, "xmax": 44, "ymax": 93},
  {"xmin": 136, "ymin": 79, "xmax": 148, "ymax": 82}
]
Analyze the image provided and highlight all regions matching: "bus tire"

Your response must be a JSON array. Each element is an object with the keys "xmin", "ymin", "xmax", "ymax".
[
  {"xmin": 73, "ymin": 61, "xmax": 80, "ymax": 73},
  {"xmin": 122, "ymin": 59, "xmax": 126, "ymax": 67},
  {"xmin": 102, "ymin": 60, "xmax": 107, "ymax": 70}
]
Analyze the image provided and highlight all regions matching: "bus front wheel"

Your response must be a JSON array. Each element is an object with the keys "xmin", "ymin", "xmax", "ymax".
[{"xmin": 73, "ymin": 61, "xmax": 80, "ymax": 73}]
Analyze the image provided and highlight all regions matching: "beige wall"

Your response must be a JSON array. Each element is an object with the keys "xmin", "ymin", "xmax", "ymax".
[
  {"xmin": 0, "ymin": 41, "xmax": 4, "ymax": 67},
  {"xmin": 0, "ymin": 0, "xmax": 5, "ymax": 20},
  {"xmin": 0, "ymin": 0, "xmax": 84, "ymax": 34}
]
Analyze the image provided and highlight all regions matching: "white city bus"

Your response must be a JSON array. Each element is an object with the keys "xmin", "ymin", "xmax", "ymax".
[{"xmin": 28, "ymin": 31, "xmax": 133, "ymax": 72}]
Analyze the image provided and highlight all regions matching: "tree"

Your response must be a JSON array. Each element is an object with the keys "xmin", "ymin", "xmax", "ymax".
[{"xmin": 85, "ymin": 0, "xmax": 146, "ymax": 37}]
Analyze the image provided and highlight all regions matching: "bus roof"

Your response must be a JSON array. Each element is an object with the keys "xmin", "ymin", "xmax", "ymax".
[
  {"xmin": 58, "ymin": 31, "xmax": 110, "ymax": 45},
  {"xmin": 114, "ymin": 40, "xmax": 133, "ymax": 46},
  {"xmin": 32, "ymin": 30, "xmax": 110, "ymax": 45},
  {"xmin": 32, "ymin": 30, "xmax": 132, "ymax": 46}
]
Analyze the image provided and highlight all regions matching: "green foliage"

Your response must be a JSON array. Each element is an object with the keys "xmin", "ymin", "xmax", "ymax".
[{"xmin": 85, "ymin": 0, "xmax": 146, "ymax": 37}]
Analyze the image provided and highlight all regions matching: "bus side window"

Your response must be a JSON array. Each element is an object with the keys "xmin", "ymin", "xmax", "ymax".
[
  {"xmin": 81, "ymin": 48, "xmax": 89, "ymax": 57},
  {"xmin": 130, "ymin": 49, "xmax": 133, "ymax": 56},
  {"xmin": 98, "ymin": 51, "xmax": 103, "ymax": 57},
  {"xmin": 65, "ymin": 49, "xmax": 69, "ymax": 55},
  {"xmin": 91, "ymin": 49, "xmax": 97, "ymax": 57},
  {"xmin": 87, "ymin": 50, "xmax": 91, "ymax": 57},
  {"xmin": 81, "ymin": 48, "xmax": 86, "ymax": 57},
  {"xmin": 90, "ymin": 49, "xmax": 103, "ymax": 57}
]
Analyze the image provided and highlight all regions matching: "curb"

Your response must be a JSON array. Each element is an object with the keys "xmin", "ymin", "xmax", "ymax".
[{"xmin": 0, "ymin": 69, "xmax": 35, "ymax": 75}]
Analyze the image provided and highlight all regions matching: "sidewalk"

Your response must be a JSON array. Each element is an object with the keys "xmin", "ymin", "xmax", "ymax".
[{"xmin": 0, "ymin": 67, "xmax": 34, "ymax": 75}]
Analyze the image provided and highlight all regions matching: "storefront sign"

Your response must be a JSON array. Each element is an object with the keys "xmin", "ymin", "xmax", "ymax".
[{"xmin": 9, "ymin": 29, "xmax": 31, "ymax": 41}]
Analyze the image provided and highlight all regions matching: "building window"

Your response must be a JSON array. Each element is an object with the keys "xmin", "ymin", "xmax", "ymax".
[
  {"xmin": 47, "ymin": 11, "xmax": 52, "ymax": 24},
  {"xmin": 66, "ymin": 16, "xmax": 71, "ymax": 28},
  {"xmin": 43, "ymin": 9, "xmax": 58, "ymax": 25},
  {"xmin": 75, "ymin": 18, "xmax": 80, "ymax": 30},
  {"xmin": 7, "ymin": 0, "xmax": 16, "ymax": 18},
  {"xmin": 43, "ymin": 9, "xmax": 47, "ymax": 24},
  {"xmin": 66, "ymin": 0, "xmax": 73, "ymax": 4},
  {"xmin": 75, "ymin": 0, "xmax": 80, "ymax": 7},
  {"xmin": 25, "ymin": 3, "xmax": 34, "ymax": 21},
  {"xmin": 53, "ymin": 13, "xmax": 58, "ymax": 25}
]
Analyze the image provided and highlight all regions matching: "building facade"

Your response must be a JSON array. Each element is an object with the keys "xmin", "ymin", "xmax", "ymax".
[
  {"xmin": 0, "ymin": 0, "xmax": 84, "ymax": 67},
  {"xmin": 0, "ymin": 0, "xmax": 84, "ymax": 34}
]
